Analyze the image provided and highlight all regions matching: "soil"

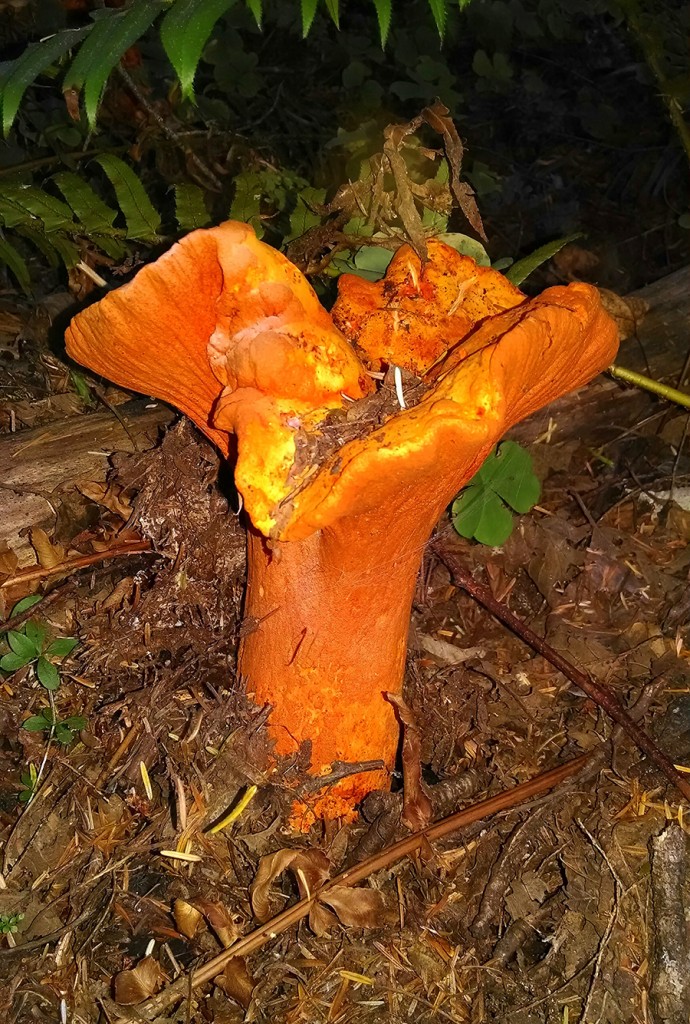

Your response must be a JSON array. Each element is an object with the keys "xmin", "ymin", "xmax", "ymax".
[{"xmin": 0, "ymin": 274, "xmax": 689, "ymax": 1024}]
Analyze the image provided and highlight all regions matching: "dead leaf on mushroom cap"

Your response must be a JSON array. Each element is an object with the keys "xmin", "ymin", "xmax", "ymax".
[{"xmin": 332, "ymin": 239, "xmax": 525, "ymax": 376}]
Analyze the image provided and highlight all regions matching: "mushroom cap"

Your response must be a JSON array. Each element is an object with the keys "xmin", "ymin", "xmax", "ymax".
[
  {"xmin": 274, "ymin": 281, "xmax": 619, "ymax": 541},
  {"xmin": 66, "ymin": 223, "xmax": 618, "ymax": 544},
  {"xmin": 332, "ymin": 239, "xmax": 526, "ymax": 376},
  {"xmin": 65, "ymin": 221, "xmax": 373, "ymax": 532}
]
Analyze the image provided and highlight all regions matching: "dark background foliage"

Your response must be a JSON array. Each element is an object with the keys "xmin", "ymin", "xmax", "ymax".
[{"xmin": 0, "ymin": 0, "xmax": 688, "ymax": 293}]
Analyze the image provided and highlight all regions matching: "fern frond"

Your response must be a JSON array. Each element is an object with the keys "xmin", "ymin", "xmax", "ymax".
[
  {"xmin": 0, "ymin": 27, "xmax": 90, "ymax": 137},
  {"xmin": 63, "ymin": 0, "xmax": 166, "ymax": 129},
  {"xmin": 94, "ymin": 155, "xmax": 161, "ymax": 240},
  {"xmin": 174, "ymin": 183, "xmax": 212, "ymax": 229},
  {"xmin": 161, "ymin": 0, "xmax": 238, "ymax": 102}
]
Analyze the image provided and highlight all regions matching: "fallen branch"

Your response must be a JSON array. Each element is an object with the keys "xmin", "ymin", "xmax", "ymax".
[
  {"xmin": 0, "ymin": 580, "xmax": 76, "ymax": 636},
  {"xmin": 133, "ymin": 753, "xmax": 589, "ymax": 1019},
  {"xmin": 434, "ymin": 543, "xmax": 690, "ymax": 804},
  {"xmin": 0, "ymin": 538, "xmax": 154, "ymax": 590}
]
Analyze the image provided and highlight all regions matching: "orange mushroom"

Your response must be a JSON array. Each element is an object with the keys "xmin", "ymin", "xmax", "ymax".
[
  {"xmin": 66, "ymin": 222, "xmax": 619, "ymax": 827},
  {"xmin": 332, "ymin": 239, "xmax": 525, "ymax": 376}
]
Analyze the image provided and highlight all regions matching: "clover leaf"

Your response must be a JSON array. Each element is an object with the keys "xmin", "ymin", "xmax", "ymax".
[{"xmin": 451, "ymin": 440, "xmax": 540, "ymax": 546}]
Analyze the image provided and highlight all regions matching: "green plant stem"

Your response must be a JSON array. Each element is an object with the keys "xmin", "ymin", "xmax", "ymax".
[{"xmin": 608, "ymin": 364, "xmax": 690, "ymax": 410}]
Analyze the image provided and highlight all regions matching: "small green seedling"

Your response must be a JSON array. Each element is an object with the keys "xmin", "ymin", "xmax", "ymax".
[
  {"xmin": 0, "ymin": 912, "xmax": 24, "ymax": 935},
  {"xmin": 452, "ymin": 440, "xmax": 540, "ymax": 546},
  {"xmin": 23, "ymin": 710, "xmax": 86, "ymax": 745},
  {"xmin": 0, "ymin": 596, "xmax": 79, "ymax": 691},
  {"xmin": 17, "ymin": 762, "xmax": 38, "ymax": 803}
]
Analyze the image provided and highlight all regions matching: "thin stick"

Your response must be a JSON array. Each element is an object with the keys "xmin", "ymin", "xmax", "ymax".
[
  {"xmin": 608, "ymin": 364, "xmax": 690, "ymax": 410},
  {"xmin": 0, "ymin": 539, "xmax": 154, "ymax": 590},
  {"xmin": 435, "ymin": 545, "xmax": 690, "ymax": 804},
  {"xmin": 0, "ymin": 581, "xmax": 76, "ymax": 637},
  {"xmin": 136, "ymin": 754, "xmax": 588, "ymax": 1018}
]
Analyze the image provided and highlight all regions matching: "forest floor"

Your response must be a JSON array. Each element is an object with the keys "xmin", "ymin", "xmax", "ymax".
[{"xmin": 0, "ymin": 258, "xmax": 689, "ymax": 1024}]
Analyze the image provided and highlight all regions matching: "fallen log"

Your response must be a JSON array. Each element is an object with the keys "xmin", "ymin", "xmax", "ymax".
[{"xmin": 0, "ymin": 399, "xmax": 173, "ymax": 565}]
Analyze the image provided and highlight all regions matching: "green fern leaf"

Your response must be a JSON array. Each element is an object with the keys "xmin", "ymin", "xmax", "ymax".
[
  {"xmin": 161, "ymin": 0, "xmax": 237, "ymax": 103},
  {"xmin": 0, "ymin": 235, "xmax": 30, "ymax": 291},
  {"xmin": 323, "ymin": 0, "xmax": 340, "ymax": 28},
  {"xmin": 63, "ymin": 1, "xmax": 165, "ymax": 130},
  {"xmin": 48, "ymin": 232, "xmax": 80, "ymax": 268},
  {"xmin": 90, "ymin": 234, "xmax": 128, "ymax": 260},
  {"xmin": 94, "ymin": 155, "xmax": 161, "ymax": 240},
  {"xmin": 0, "ymin": 27, "xmax": 90, "ymax": 136},
  {"xmin": 14, "ymin": 225, "xmax": 61, "ymax": 268},
  {"xmin": 52, "ymin": 171, "xmax": 118, "ymax": 234},
  {"xmin": 428, "ymin": 0, "xmax": 447, "ymax": 38},
  {"xmin": 245, "ymin": 0, "xmax": 262, "ymax": 28},
  {"xmin": 0, "ymin": 184, "xmax": 74, "ymax": 232},
  {"xmin": 300, "ymin": 0, "xmax": 319, "ymax": 37},
  {"xmin": 371, "ymin": 0, "xmax": 392, "ymax": 45},
  {"xmin": 174, "ymin": 183, "xmax": 211, "ymax": 229}
]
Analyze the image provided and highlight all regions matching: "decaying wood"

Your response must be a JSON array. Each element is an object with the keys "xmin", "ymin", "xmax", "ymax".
[
  {"xmin": 0, "ymin": 400, "xmax": 173, "ymax": 565},
  {"xmin": 0, "ymin": 267, "xmax": 687, "ymax": 565},
  {"xmin": 649, "ymin": 825, "xmax": 690, "ymax": 1024}
]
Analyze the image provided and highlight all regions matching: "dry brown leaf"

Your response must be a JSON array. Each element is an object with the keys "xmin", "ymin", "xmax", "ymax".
[
  {"xmin": 422, "ymin": 101, "xmax": 486, "ymax": 241},
  {"xmin": 0, "ymin": 547, "xmax": 19, "ymax": 577},
  {"xmin": 250, "ymin": 848, "xmax": 331, "ymax": 922},
  {"xmin": 214, "ymin": 956, "xmax": 255, "ymax": 1008},
  {"xmin": 308, "ymin": 899, "xmax": 339, "ymax": 937},
  {"xmin": 597, "ymin": 287, "xmax": 649, "ymax": 341},
  {"xmin": 113, "ymin": 956, "xmax": 166, "ymax": 1004},
  {"xmin": 318, "ymin": 885, "xmax": 390, "ymax": 929},
  {"xmin": 77, "ymin": 479, "xmax": 132, "ymax": 519},
  {"xmin": 101, "ymin": 576, "xmax": 135, "ymax": 612},
  {"xmin": 195, "ymin": 900, "xmax": 240, "ymax": 947},
  {"xmin": 29, "ymin": 527, "xmax": 64, "ymax": 569},
  {"xmin": 173, "ymin": 898, "xmax": 203, "ymax": 939}
]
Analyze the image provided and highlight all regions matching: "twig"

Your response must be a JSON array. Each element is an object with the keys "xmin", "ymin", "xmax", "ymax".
[
  {"xmin": 608, "ymin": 364, "xmax": 690, "ymax": 410},
  {"xmin": 134, "ymin": 754, "xmax": 589, "ymax": 1018},
  {"xmin": 0, "ymin": 581, "xmax": 76, "ymax": 637},
  {"xmin": 0, "ymin": 538, "xmax": 154, "ymax": 589},
  {"xmin": 434, "ymin": 545, "xmax": 690, "ymax": 804},
  {"xmin": 116, "ymin": 68, "xmax": 222, "ymax": 193}
]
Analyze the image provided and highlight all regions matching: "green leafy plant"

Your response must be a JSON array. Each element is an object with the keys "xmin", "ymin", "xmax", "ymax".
[
  {"xmin": 0, "ymin": 0, "xmax": 467, "ymax": 137},
  {"xmin": 22, "ymin": 710, "xmax": 87, "ymax": 746},
  {"xmin": 17, "ymin": 762, "xmax": 38, "ymax": 804},
  {"xmin": 0, "ymin": 912, "xmax": 24, "ymax": 936},
  {"xmin": 451, "ymin": 440, "xmax": 540, "ymax": 546},
  {"xmin": 0, "ymin": 598, "xmax": 79, "ymax": 691},
  {"xmin": 0, "ymin": 156, "xmax": 208, "ymax": 292}
]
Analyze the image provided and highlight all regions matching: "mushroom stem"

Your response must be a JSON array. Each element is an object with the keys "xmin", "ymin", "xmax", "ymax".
[{"xmin": 240, "ymin": 488, "xmax": 455, "ymax": 826}]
